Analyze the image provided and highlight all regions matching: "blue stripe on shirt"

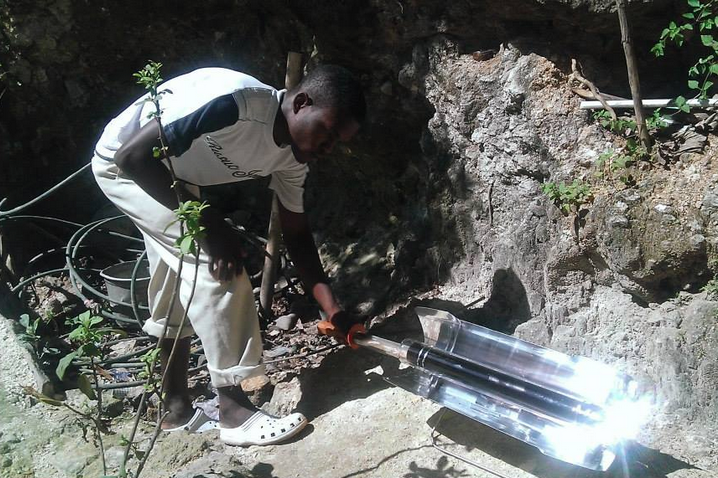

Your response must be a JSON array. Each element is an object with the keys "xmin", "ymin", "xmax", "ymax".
[{"xmin": 163, "ymin": 94, "xmax": 239, "ymax": 157}]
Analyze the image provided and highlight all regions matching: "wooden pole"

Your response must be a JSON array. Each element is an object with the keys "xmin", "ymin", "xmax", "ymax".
[
  {"xmin": 259, "ymin": 52, "xmax": 303, "ymax": 321},
  {"xmin": 616, "ymin": 0, "xmax": 652, "ymax": 150}
]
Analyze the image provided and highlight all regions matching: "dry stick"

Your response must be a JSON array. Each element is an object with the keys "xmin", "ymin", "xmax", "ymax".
[
  {"xmin": 129, "ymin": 98, "xmax": 207, "ymax": 478},
  {"xmin": 616, "ymin": 0, "xmax": 652, "ymax": 150},
  {"xmin": 259, "ymin": 51, "xmax": 303, "ymax": 320},
  {"xmin": 120, "ymin": 114, "xmax": 192, "ymax": 477},
  {"xmin": 134, "ymin": 411, "xmax": 170, "ymax": 477},
  {"xmin": 89, "ymin": 356, "xmax": 108, "ymax": 475},
  {"xmin": 571, "ymin": 58, "xmax": 617, "ymax": 121},
  {"xmin": 488, "ymin": 180, "xmax": 494, "ymax": 227}
]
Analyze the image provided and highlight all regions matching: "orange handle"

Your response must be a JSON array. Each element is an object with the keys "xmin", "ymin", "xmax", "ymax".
[{"xmin": 316, "ymin": 321, "xmax": 366, "ymax": 350}]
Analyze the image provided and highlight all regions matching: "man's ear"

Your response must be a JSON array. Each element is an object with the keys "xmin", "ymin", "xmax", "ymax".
[{"xmin": 292, "ymin": 92, "xmax": 313, "ymax": 113}]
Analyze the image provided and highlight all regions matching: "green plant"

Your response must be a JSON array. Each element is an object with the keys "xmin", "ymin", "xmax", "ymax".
[
  {"xmin": 25, "ymin": 309, "xmax": 124, "ymax": 476},
  {"xmin": 133, "ymin": 61, "xmax": 172, "ymax": 119},
  {"xmin": 18, "ymin": 313, "xmax": 63, "ymax": 361},
  {"xmin": 18, "ymin": 313, "xmax": 41, "ymax": 342},
  {"xmin": 593, "ymin": 110, "xmax": 637, "ymax": 135},
  {"xmin": 56, "ymin": 311, "xmax": 122, "ymax": 382},
  {"xmin": 165, "ymin": 200, "xmax": 209, "ymax": 255},
  {"xmin": 702, "ymin": 277, "xmax": 718, "ymax": 297},
  {"xmin": 646, "ymin": 109, "xmax": 669, "ymax": 130},
  {"xmin": 26, "ymin": 60, "xmax": 207, "ymax": 478},
  {"xmin": 541, "ymin": 180, "xmax": 593, "ymax": 214},
  {"xmin": 118, "ymin": 61, "xmax": 204, "ymax": 478},
  {"xmin": 593, "ymin": 105, "xmax": 655, "ymax": 185},
  {"xmin": 652, "ymin": 0, "xmax": 718, "ymax": 101},
  {"xmin": 593, "ymin": 109, "xmax": 667, "ymax": 136},
  {"xmin": 137, "ymin": 348, "xmax": 161, "ymax": 389}
]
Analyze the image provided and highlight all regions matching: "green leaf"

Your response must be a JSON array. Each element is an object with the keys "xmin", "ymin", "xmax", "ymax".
[
  {"xmin": 179, "ymin": 235, "xmax": 195, "ymax": 254},
  {"xmin": 683, "ymin": 12, "xmax": 696, "ymax": 19},
  {"xmin": 701, "ymin": 34, "xmax": 715, "ymax": 46},
  {"xmin": 68, "ymin": 327, "xmax": 84, "ymax": 341},
  {"xmin": 56, "ymin": 351, "xmax": 77, "ymax": 380},
  {"xmin": 687, "ymin": 0, "xmax": 700, "ymax": 7},
  {"xmin": 710, "ymin": 64, "xmax": 718, "ymax": 75},
  {"xmin": 675, "ymin": 95, "xmax": 691, "ymax": 113},
  {"xmin": 688, "ymin": 79, "xmax": 700, "ymax": 89},
  {"xmin": 77, "ymin": 374, "xmax": 97, "ymax": 400}
]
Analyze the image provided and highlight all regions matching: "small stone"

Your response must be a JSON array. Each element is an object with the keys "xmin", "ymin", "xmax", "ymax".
[
  {"xmin": 690, "ymin": 234, "xmax": 706, "ymax": 247},
  {"xmin": 264, "ymin": 377, "xmax": 303, "ymax": 417},
  {"xmin": 274, "ymin": 313, "xmax": 298, "ymax": 331},
  {"xmin": 379, "ymin": 81, "xmax": 393, "ymax": 96},
  {"xmin": 241, "ymin": 374, "xmax": 270, "ymax": 393},
  {"xmin": 609, "ymin": 216, "xmax": 630, "ymax": 228},
  {"xmin": 264, "ymin": 346, "xmax": 296, "ymax": 359}
]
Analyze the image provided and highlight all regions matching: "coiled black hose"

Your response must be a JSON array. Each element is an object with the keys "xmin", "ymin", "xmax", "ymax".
[{"xmin": 1, "ymin": 166, "xmax": 304, "ymax": 384}]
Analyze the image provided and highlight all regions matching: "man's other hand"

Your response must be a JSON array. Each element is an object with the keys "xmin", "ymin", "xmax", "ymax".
[{"xmin": 200, "ymin": 221, "xmax": 247, "ymax": 281}]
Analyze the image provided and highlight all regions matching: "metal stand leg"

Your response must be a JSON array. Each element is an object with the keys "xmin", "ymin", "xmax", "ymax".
[{"xmin": 429, "ymin": 408, "xmax": 512, "ymax": 478}]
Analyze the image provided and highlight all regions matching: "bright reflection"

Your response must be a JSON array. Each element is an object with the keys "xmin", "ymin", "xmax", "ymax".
[
  {"xmin": 564, "ymin": 359, "xmax": 620, "ymax": 404},
  {"xmin": 597, "ymin": 390, "xmax": 653, "ymax": 445},
  {"xmin": 542, "ymin": 379, "xmax": 653, "ymax": 470}
]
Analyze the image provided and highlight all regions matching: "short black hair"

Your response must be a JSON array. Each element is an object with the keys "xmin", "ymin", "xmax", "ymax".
[{"xmin": 295, "ymin": 64, "xmax": 366, "ymax": 123}]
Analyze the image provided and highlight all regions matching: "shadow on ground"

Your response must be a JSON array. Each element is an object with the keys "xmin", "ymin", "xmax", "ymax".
[{"xmin": 429, "ymin": 409, "xmax": 702, "ymax": 478}]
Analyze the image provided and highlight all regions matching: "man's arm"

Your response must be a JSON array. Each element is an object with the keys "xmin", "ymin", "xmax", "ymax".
[
  {"xmin": 114, "ymin": 119, "xmax": 245, "ymax": 281},
  {"xmin": 277, "ymin": 201, "xmax": 341, "ymax": 319},
  {"xmin": 114, "ymin": 119, "xmax": 191, "ymax": 209}
]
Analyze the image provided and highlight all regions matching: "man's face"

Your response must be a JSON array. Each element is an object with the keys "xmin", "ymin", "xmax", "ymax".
[{"xmin": 289, "ymin": 95, "xmax": 360, "ymax": 164}]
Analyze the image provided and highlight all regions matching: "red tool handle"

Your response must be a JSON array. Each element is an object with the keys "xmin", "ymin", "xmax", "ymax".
[{"xmin": 317, "ymin": 318, "xmax": 366, "ymax": 350}]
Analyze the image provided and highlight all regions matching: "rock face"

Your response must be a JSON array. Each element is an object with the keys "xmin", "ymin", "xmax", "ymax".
[{"xmin": 2, "ymin": 0, "xmax": 718, "ymax": 472}]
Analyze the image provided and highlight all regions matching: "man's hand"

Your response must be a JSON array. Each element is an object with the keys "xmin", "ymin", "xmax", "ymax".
[
  {"xmin": 199, "ymin": 210, "xmax": 248, "ymax": 281},
  {"xmin": 318, "ymin": 311, "xmax": 366, "ymax": 349}
]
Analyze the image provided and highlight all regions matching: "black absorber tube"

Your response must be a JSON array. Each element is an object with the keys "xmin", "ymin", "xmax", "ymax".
[{"xmin": 404, "ymin": 340, "xmax": 604, "ymax": 424}]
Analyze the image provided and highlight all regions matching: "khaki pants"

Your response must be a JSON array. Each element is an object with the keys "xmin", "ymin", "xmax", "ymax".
[{"xmin": 92, "ymin": 156, "xmax": 264, "ymax": 387}]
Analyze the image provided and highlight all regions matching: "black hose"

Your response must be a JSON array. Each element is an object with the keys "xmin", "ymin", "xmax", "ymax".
[
  {"xmin": 4, "ymin": 177, "xmax": 304, "ymax": 389},
  {"xmin": 0, "ymin": 163, "xmax": 93, "ymax": 218}
]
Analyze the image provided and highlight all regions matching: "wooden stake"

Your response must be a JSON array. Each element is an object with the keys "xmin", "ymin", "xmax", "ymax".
[
  {"xmin": 616, "ymin": 0, "xmax": 652, "ymax": 150},
  {"xmin": 259, "ymin": 52, "xmax": 303, "ymax": 321}
]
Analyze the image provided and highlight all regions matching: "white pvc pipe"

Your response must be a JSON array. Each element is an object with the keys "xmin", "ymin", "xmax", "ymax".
[{"xmin": 580, "ymin": 98, "xmax": 718, "ymax": 109}]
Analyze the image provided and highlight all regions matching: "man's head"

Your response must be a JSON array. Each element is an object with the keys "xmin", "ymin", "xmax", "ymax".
[{"xmin": 284, "ymin": 65, "xmax": 366, "ymax": 163}]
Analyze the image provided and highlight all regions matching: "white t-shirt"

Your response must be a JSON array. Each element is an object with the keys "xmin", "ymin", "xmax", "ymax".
[{"xmin": 94, "ymin": 67, "xmax": 308, "ymax": 213}]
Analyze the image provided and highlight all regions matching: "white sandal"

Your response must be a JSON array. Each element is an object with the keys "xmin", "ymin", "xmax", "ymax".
[
  {"xmin": 164, "ymin": 408, "xmax": 218, "ymax": 433},
  {"xmin": 220, "ymin": 411, "xmax": 308, "ymax": 446}
]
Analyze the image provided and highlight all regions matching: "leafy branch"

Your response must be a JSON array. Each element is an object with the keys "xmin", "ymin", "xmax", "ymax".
[{"xmin": 652, "ymin": 0, "xmax": 718, "ymax": 102}]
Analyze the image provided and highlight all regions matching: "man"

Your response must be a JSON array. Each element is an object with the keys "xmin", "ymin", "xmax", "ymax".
[{"xmin": 92, "ymin": 64, "xmax": 366, "ymax": 446}]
